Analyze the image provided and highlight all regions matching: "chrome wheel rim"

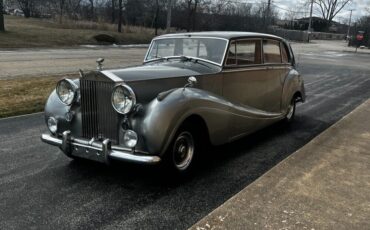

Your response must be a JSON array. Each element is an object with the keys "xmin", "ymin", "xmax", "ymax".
[
  {"xmin": 173, "ymin": 131, "xmax": 194, "ymax": 171},
  {"xmin": 286, "ymin": 101, "xmax": 295, "ymax": 120}
]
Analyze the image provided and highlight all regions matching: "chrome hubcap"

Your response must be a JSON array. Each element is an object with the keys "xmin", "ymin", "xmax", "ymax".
[{"xmin": 173, "ymin": 131, "xmax": 194, "ymax": 171}]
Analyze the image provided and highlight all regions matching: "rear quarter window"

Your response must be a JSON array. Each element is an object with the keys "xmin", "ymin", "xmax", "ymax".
[{"xmin": 281, "ymin": 42, "xmax": 291, "ymax": 64}]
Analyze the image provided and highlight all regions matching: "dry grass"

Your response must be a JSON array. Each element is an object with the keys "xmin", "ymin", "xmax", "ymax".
[
  {"xmin": 0, "ymin": 74, "xmax": 77, "ymax": 118},
  {"xmin": 0, "ymin": 15, "xmax": 156, "ymax": 48}
]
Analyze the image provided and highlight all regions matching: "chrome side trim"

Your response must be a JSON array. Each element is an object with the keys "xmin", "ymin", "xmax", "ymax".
[
  {"xmin": 222, "ymin": 66, "xmax": 268, "ymax": 73},
  {"xmin": 40, "ymin": 133, "xmax": 161, "ymax": 165}
]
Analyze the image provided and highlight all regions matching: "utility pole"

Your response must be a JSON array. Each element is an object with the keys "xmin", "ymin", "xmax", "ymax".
[
  {"xmin": 166, "ymin": 0, "xmax": 172, "ymax": 33},
  {"xmin": 0, "ymin": 0, "xmax": 5, "ymax": 32},
  {"xmin": 346, "ymin": 9, "xmax": 354, "ymax": 41},
  {"xmin": 307, "ymin": 0, "xmax": 314, "ymax": 42}
]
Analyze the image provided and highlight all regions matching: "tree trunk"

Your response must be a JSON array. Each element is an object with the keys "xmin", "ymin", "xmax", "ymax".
[
  {"xmin": 89, "ymin": 0, "xmax": 94, "ymax": 20},
  {"xmin": 23, "ymin": 0, "xmax": 31, "ymax": 18},
  {"xmin": 187, "ymin": 0, "xmax": 192, "ymax": 32},
  {"xmin": 192, "ymin": 0, "xmax": 198, "ymax": 31},
  {"xmin": 111, "ymin": 0, "xmax": 115, "ymax": 24},
  {"xmin": 59, "ymin": 0, "xmax": 65, "ymax": 24},
  {"xmin": 0, "ymin": 0, "xmax": 4, "ymax": 31},
  {"xmin": 166, "ymin": 0, "xmax": 172, "ymax": 33},
  {"xmin": 154, "ymin": 0, "xmax": 159, "ymax": 35},
  {"xmin": 118, "ymin": 0, "xmax": 123, "ymax": 32}
]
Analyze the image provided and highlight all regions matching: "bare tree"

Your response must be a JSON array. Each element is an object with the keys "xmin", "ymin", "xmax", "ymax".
[
  {"xmin": 154, "ymin": 0, "xmax": 159, "ymax": 35},
  {"xmin": 118, "ymin": 0, "xmax": 123, "ymax": 32},
  {"xmin": 313, "ymin": 0, "xmax": 352, "ymax": 25},
  {"xmin": 111, "ymin": 0, "xmax": 115, "ymax": 23},
  {"xmin": 183, "ymin": 0, "xmax": 200, "ymax": 31},
  {"xmin": 51, "ymin": 0, "xmax": 65, "ymax": 23},
  {"xmin": 166, "ymin": 0, "xmax": 172, "ymax": 33},
  {"xmin": 0, "ymin": 0, "xmax": 4, "ymax": 31},
  {"xmin": 15, "ymin": 0, "xmax": 31, "ymax": 17},
  {"xmin": 66, "ymin": 0, "xmax": 82, "ymax": 19},
  {"xmin": 88, "ymin": 0, "xmax": 94, "ymax": 20}
]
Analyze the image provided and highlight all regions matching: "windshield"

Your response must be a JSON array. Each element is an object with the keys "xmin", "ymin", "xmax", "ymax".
[{"xmin": 145, "ymin": 37, "xmax": 228, "ymax": 65}]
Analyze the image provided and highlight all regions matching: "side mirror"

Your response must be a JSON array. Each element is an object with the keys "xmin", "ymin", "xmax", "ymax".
[
  {"xmin": 183, "ymin": 76, "xmax": 197, "ymax": 91},
  {"xmin": 187, "ymin": 76, "xmax": 197, "ymax": 86}
]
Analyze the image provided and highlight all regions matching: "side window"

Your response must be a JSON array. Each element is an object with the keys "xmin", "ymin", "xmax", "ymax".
[
  {"xmin": 263, "ymin": 40, "xmax": 281, "ymax": 64},
  {"xmin": 226, "ymin": 41, "xmax": 236, "ymax": 65},
  {"xmin": 226, "ymin": 40, "xmax": 261, "ymax": 66},
  {"xmin": 236, "ymin": 40, "xmax": 261, "ymax": 65},
  {"xmin": 281, "ymin": 42, "xmax": 290, "ymax": 64}
]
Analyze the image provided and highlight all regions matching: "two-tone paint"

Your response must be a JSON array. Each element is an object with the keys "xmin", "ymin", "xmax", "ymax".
[{"xmin": 41, "ymin": 32, "xmax": 305, "ymax": 164}]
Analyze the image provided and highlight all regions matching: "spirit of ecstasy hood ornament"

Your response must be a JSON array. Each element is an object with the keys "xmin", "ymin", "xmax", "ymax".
[{"xmin": 96, "ymin": 58, "xmax": 105, "ymax": 71}]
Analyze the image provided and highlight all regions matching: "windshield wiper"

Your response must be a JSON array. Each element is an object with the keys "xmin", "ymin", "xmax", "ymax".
[{"xmin": 149, "ymin": 56, "xmax": 214, "ymax": 69}]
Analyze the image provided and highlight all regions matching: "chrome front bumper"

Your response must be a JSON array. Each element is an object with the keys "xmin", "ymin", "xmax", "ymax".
[{"xmin": 41, "ymin": 131, "xmax": 161, "ymax": 165}]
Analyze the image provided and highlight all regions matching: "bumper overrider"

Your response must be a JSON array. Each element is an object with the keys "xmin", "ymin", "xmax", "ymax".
[{"xmin": 41, "ymin": 131, "xmax": 161, "ymax": 165}]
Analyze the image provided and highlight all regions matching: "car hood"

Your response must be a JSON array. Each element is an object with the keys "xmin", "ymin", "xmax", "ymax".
[{"xmin": 104, "ymin": 61, "xmax": 221, "ymax": 82}]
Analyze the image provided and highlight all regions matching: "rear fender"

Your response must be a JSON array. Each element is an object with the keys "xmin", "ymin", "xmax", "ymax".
[{"xmin": 281, "ymin": 69, "xmax": 305, "ymax": 111}]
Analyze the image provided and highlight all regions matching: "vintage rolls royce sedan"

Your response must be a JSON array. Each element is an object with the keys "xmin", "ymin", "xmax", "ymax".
[{"xmin": 41, "ymin": 32, "xmax": 305, "ymax": 174}]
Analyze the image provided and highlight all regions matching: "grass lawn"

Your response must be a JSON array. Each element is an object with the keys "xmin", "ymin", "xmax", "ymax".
[
  {"xmin": 0, "ymin": 15, "xmax": 155, "ymax": 48},
  {"xmin": 0, "ymin": 75, "xmax": 77, "ymax": 118},
  {"xmin": 0, "ymin": 16, "xmax": 157, "ymax": 118}
]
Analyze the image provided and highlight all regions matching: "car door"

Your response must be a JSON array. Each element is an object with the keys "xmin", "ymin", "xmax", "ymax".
[
  {"xmin": 260, "ymin": 39, "xmax": 289, "ymax": 112},
  {"xmin": 222, "ymin": 38, "xmax": 282, "ymax": 113}
]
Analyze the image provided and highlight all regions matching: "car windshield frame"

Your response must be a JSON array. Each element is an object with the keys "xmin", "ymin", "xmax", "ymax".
[{"xmin": 144, "ymin": 36, "xmax": 229, "ymax": 66}]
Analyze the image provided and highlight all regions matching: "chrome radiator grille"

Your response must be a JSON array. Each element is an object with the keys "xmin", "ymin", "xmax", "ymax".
[{"xmin": 80, "ymin": 78, "xmax": 119, "ymax": 143}]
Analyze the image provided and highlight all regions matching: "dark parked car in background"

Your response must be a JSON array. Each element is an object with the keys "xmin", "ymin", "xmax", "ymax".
[{"xmin": 41, "ymin": 32, "xmax": 305, "ymax": 174}]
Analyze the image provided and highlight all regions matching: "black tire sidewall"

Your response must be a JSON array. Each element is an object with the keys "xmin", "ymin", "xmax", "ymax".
[{"xmin": 164, "ymin": 123, "xmax": 201, "ymax": 176}]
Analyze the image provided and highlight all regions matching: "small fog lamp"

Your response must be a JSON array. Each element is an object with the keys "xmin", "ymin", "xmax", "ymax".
[
  {"xmin": 123, "ymin": 130, "xmax": 138, "ymax": 148},
  {"xmin": 47, "ymin": 117, "xmax": 58, "ymax": 134}
]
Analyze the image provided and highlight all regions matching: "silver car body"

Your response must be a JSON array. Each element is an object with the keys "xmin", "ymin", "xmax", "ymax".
[{"xmin": 41, "ymin": 32, "xmax": 305, "ymax": 165}]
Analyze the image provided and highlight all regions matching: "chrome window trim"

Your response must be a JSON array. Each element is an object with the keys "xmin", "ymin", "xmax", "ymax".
[{"xmin": 143, "ymin": 36, "xmax": 230, "ymax": 67}]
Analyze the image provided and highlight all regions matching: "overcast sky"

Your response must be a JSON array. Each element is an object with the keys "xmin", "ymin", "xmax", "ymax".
[{"xmin": 272, "ymin": 0, "xmax": 369, "ymax": 23}]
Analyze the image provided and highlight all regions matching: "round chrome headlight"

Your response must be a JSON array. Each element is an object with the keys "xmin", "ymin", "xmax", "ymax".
[
  {"xmin": 111, "ymin": 84, "xmax": 136, "ymax": 114},
  {"xmin": 56, "ymin": 79, "xmax": 78, "ymax": 105}
]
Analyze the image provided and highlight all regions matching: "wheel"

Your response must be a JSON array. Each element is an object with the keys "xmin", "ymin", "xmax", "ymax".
[
  {"xmin": 164, "ymin": 123, "xmax": 203, "ymax": 176},
  {"xmin": 172, "ymin": 131, "xmax": 195, "ymax": 171},
  {"xmin": 284, "ymin": 97, "xmax": 296, "ymax": 123}
]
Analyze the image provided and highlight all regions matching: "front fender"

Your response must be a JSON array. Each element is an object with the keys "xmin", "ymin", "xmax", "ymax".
[
  {"xmin": 131, "ymin": 88, "xmax": 234, "ymax": 156},
  {"xmin": 44, "ymin": 79, "xmax": 83, "ymax": 136},
  {"xmin": 132, "ymin": 87, "xmax": 283, "ymax": 156}
]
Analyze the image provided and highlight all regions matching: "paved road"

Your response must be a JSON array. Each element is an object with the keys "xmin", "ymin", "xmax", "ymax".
[
  {"xmin": 1, "ymin": 51, "xmax": 370, "ymax": 229},
  {"xmin": 1, "ymin": 40, "xmax": 368, "ymax": 79},
  {"xmin": 0, "ymin": 46, "xmax": 147, "ymax": 79}
]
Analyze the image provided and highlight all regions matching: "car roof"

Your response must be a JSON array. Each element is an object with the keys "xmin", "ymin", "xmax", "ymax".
[{"xmin": 156, "ymin": 31, "xmax": 284, "ymax": 41}]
